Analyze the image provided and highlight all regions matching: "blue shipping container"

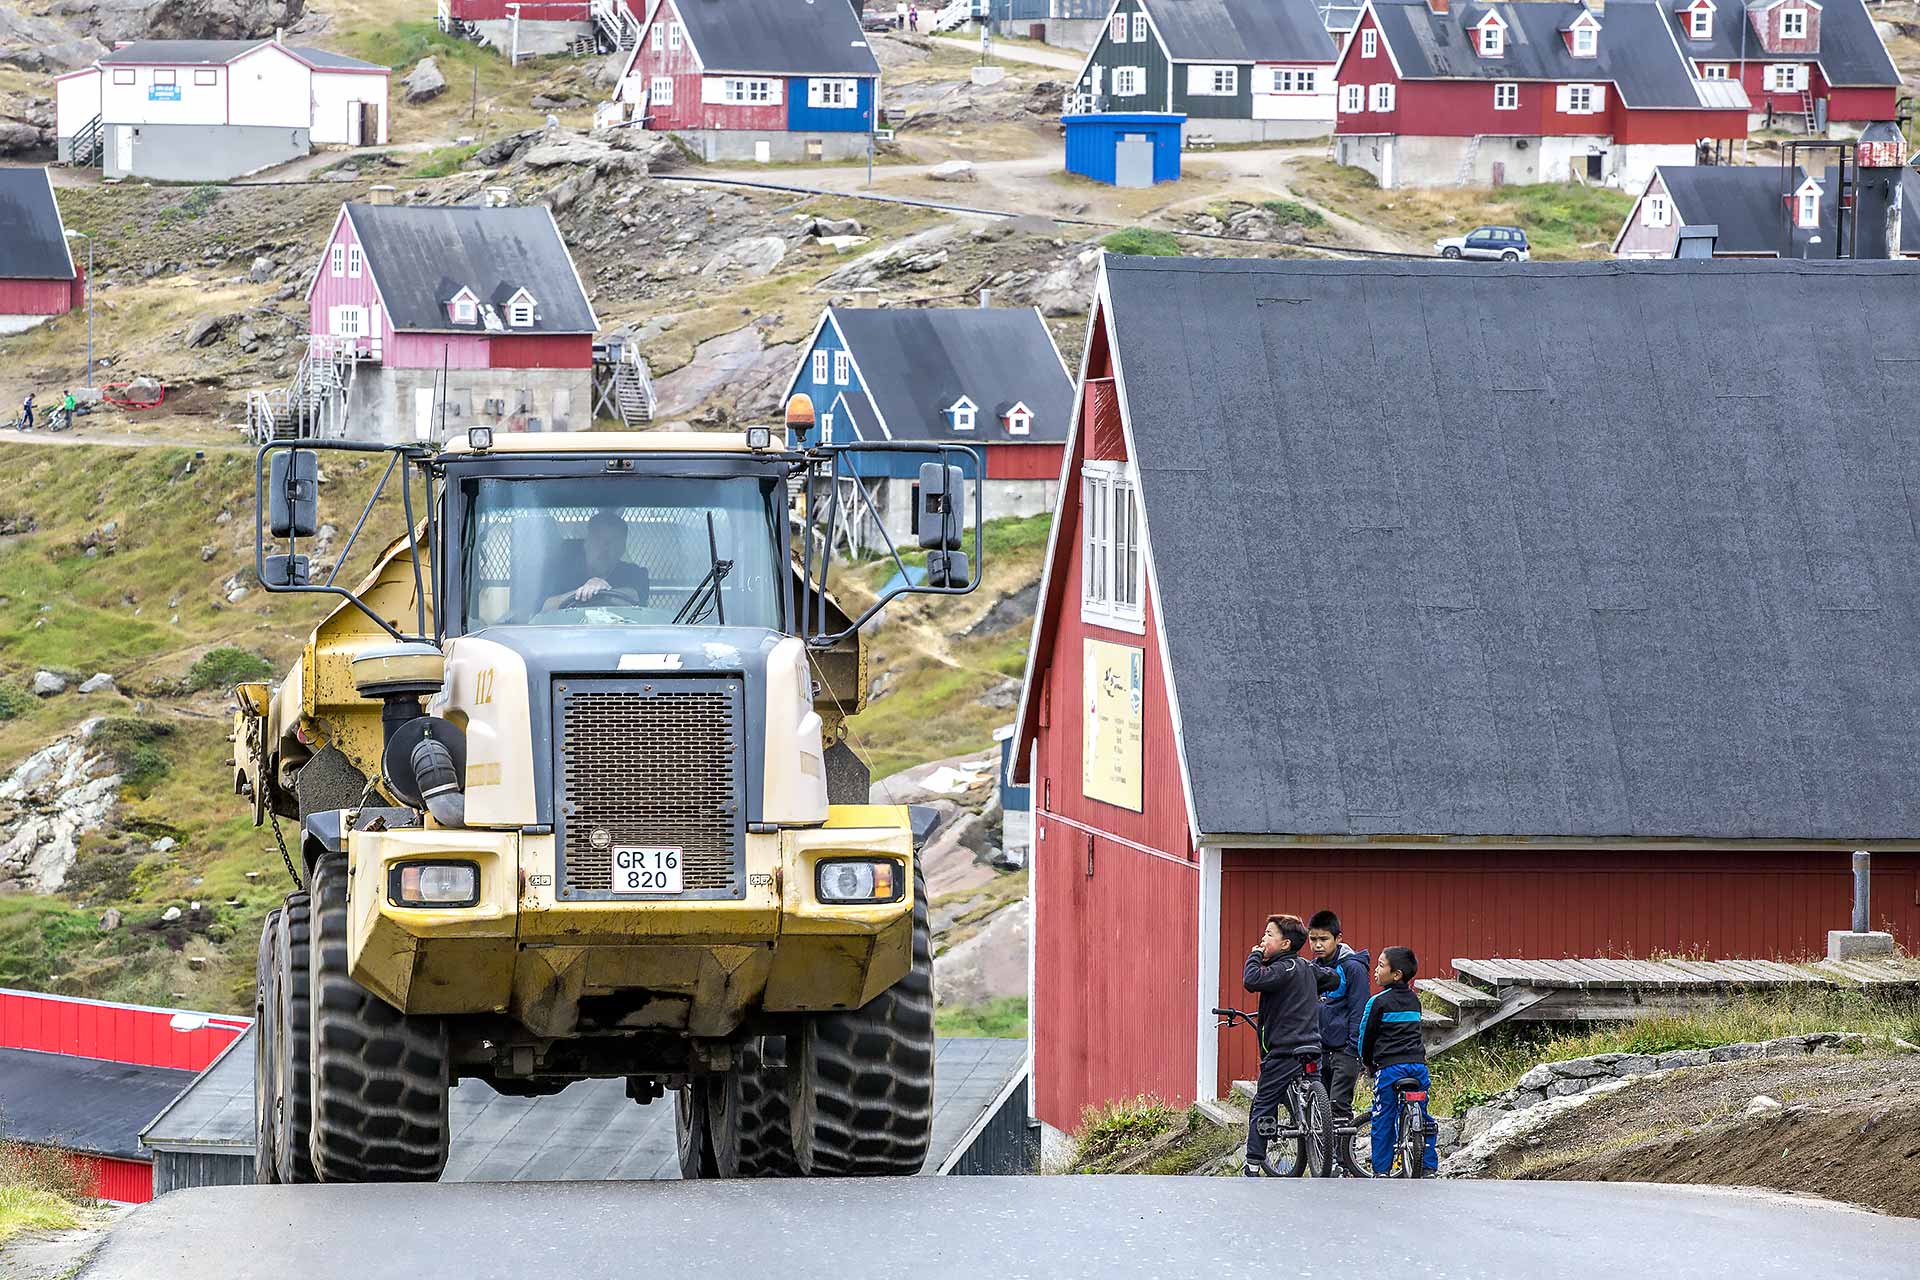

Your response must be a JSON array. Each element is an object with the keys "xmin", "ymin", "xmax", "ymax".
[{"xmin": 1062, "ymin": 113, "xmax": 1184, "ymax": 187}]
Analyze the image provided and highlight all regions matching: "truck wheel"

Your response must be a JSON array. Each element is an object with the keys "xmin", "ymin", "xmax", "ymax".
[
  {"xmin": 787, "ymin": 864, "xmax": 934, "ymax": 1176},
  {"xmin": 307, "ymin": 852, "xmax": 451, "ymax": 1182},
  {"xmin": 675, "ymin": 1081, "xmax": 719, "ymax": 1179},
  {"xmin": 275, "ymin": 891, "xmax": 316, "ymax": 1183},
  {"xmin": 253, "ymin": 909, "xmax": 283, "ymax": 1184},
  {"xmin": 708, "ymin": 1035, "xmax": 798, "ymax": 1177}
]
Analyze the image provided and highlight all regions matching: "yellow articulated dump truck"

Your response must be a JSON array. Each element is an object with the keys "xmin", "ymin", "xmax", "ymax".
[{"xmin": 235, "ymin": 426, "xmax": 979, "ymax": 1182}]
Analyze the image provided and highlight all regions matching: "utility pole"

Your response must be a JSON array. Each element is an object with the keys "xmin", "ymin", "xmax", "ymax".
[{"xmin": 63, "ymin": 229, "xmax": 93, "ymax": 389}]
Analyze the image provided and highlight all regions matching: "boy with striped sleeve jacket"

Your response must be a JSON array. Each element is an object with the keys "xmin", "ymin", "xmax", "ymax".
[{"xmin": 1351, "ymin": 946, "xmax": 1438, "ymax": 1175}]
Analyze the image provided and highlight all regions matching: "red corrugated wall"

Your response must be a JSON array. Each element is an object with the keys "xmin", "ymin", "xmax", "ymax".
[
  {"xmin": 0, "ymin": 278, "xmax": 78, "ymax": 317},
  {"xmin": 447, "ymin": 0, "xmax": 589, "ymax": 20},
  {"xmin": 986, "ymin": 442, "xmax": 1064, "ymax": 481},
  {"xmin": 487, "ymin": 333, "xmax": 595, "ymax": 369},
  {"xmin": 69, "ymin": 1152, "xmax": 154, "ymax": 1203},
  {"xmin": 1213, "ymin": 847, "xmax": 1920, "ymax": 1096},
  {"xmin": 0, "ymin": 988, "xmax": 247, "ymax": 1071}
]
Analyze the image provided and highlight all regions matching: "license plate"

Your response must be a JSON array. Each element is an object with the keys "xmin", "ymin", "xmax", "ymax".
[{"xmin": 611, "ymin": 846, "xmax": 683, "ymax": 894}]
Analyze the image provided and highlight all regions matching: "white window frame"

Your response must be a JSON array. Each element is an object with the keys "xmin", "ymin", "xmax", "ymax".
[
  {"xmin": 1112, "ymin": 12, "xmax": 1127, "ymax": 42},
  {"xmin": 808, "ymin": 78, "xmax": 855, "ymax": 109},
  {"xmin": 722, "ymin": 77, "xmax": 776, "ymax": 105},
  {"xmin": 1371, "ymin": 83, "xmax": 1395, "ymax": 112},
  {"xmin": 1494, "ymin": 82, "xmax": 1518, "ymax": 110},
  {"xmin": 1210, "ymin": 66, "xmax": 1236, "ymax": 95},
  {"xmin": 1361, "ymin": 28, "xmax": 1377, "ymax": 58},
  {"xmin": 949, "ymin": 397, "xmax": 977, "ymax": 432},
  {"xmin": 820, "ymin": 410, "xmax": 834, "ymax": 443},
  {"xmin": 193, "ymin": 68, "xmax": 218, "ymax": 86},
  {"xmin": 1340, "ymin": 83, "xmax": 1364, "ymax": 113},
  {"xmin": 1113, "ymin": 66, "xmax": 1143, "ymax": 97},
  {"xmin": 812, "ymin": 350, "xmax": 829, "ymax": 384},
  {"xmin": 1080, "ymin": 461, "xmax": 1144, "ymax": 632},
  {"xmin": 1132, "ymin": 12, "xmax": 1147, "ymax": 42},
  {"xmin": 330, "ymin": 244, "xmax": 345, "ymax": 277},
  {"xmin": 111, "ymin": 67, "xmax": 134, "ymax": 86},
  {"xmin": 1272, "ymin": 67, "xmax": 1316, "ymax": 95},
  {"xmin": 347, "ymin": 245, "xmax": 362, "ymax": 277},
  {"xmin": 1797, "ymin": 186, "xmax": 1820, "ymax": 228},
  {"xmin": 1006, "ymin": 406, "xmax": 1032, "ymax": 436},
  {"xmin": 153, "ymin": 68, "xmax": 176, "ymax": 86},
  {"xmin": 1700, "ymin": 63, "xmax": 1730, "ymax": 79},
  {"xmin": 1571, "ymin": 26, "xmax": 1595, "ymax": 57},
  {"xmin": 451, "ymin": 292, "xmax": 477, "ymax": 324},
  {"xmin": 651, "ymin": 22, "xmax": 662, "ymax": 50},
  {"xmin": 332, "ymin": 305, "xmax": 365, "ymax": 338},
  {"xmin": 1643, "ymin": 194, "xmax": 1671, "ymax": 227},
  {"xmin": 507, "ymin": 291, "xmax": 535, "ymax": 327},
  {"xmin": 1480, "ymin": 23, "xmax": 1504, "ymax": 57},
  {"xmin": 1562, "ymin": 83, "xmax": 1600, "ymax": 114},
  {"xmin": 1780, "ymin": 8, "xmax": 1806, "ymax": 39},
  {"xmin": 833, "ymin": 350, "xmax": 850, "ymax": 385},
  {"xmin": 651, "ymin": 75, "xmax": 674, "ymax": 105},
  {"xmin": 1689, "ymin": 6, "xmax": 1712, "ymax": 38},
  {"xmin": 1766, "ymin": 63, "xmax": 1808, "ymax": 92},
  {"xmin": 668, "ymin": 22, "xmax": 683, "ymax": 50}
]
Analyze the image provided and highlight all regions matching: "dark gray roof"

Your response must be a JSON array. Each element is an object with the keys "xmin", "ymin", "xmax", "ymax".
[
  {"xmin": 292, "ymin": 46, "xmax": 388, "ymax": 71},
  {"xmin": 99, "ymin": 40, "xmax": 266, "ymax": 65},
  {"xmin": 343, "ymin": 203, "xmax": 596, "ymax": 334},
  {"xmin": 1104, "ymin": 254, "xmax": 1920, "ymax": 840},
  {"xmin": 1145, "ymin": 0, "xmax": 1338, "ymax": 62},
  {"xmin": 1369, "ymin": 0, "xmax": 1710, "ymax": 108},
  {"xmin": 830, "ymin": 306, "xmax": 1073, "ymax": 445},
  {"xmin": 0, "ymin": 1046, "xmax": 193, "ymax": 1159},
  {"xmin": 1667, "ymin": 0, "xmax": 1897, "ymax": 86},
  {"xmin": 666, "ymin": 0, "xmax": 880, "ymax": 75},
  {"xmin": 145, "ymin": 1029, "xmax": 1024, "ymax": 1179},
  {"xmin": 1643, "ymin": 163, "xmax": 1920, "ymax": 257},
  {"xmin": 0, "ymin": 168, "xmax": 74, "ymax": 281}
]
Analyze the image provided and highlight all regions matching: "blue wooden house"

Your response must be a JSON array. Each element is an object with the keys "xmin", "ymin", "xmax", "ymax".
[{"xmin": 780, "ymin": 304, "xmax": 1073, "ymax": 547}]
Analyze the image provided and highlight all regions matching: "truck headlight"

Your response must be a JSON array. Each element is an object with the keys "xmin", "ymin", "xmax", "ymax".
[
  {"xmin": 816, "ymin": 859, "xmax": 903, "ymax": 904},
  {"xmin": 388, "ymin": 861, "xmax": 480, "ymax": 908}
]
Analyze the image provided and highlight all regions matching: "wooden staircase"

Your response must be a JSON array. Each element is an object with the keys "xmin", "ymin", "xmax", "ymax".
[
  {"xmin": 929, "ymin": 0, "xmax": 977, "ymax": 34},
  {"xmin": 591, "ymin": 333, "xmax": 654, "ymax": 427},
  {"xmin": 246, "ymin": 337, "xmax": 362, "ymax": 442},
  {"xmin": 591, "ymin": 0, "xmax": 640, "ymax": 52}
]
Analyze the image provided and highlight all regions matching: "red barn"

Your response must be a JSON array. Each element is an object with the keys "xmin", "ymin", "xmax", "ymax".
[
  {"xmin": 0, "ymin": 168, "xmax": 82, "ymax": 336},
  {"xmin": 0, "ymin": 989, "xmax": 248, "ymax": 1202},
  {"xmin": 1012, "ymin": 254, "xmax": 1920, "ymax": 1132},
  {"xmin": 1666, "ymin": 0, "xmax": 1899, "ymax": 131},
  {"xmin": 1333, "ymin": 0, "xmax": 1750, "ymax": 191},
  {"xmin": 606, "ymin": 0, "xmax": 880, "ymax": 162}
]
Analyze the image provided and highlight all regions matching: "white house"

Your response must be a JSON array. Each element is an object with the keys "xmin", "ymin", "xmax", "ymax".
[{"xmin": 56, "ymin": 39, "xmax": 389, "ymax": 182}]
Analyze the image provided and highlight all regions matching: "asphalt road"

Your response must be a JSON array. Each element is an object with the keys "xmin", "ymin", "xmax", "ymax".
[{"xmin": 79, "ymin": 1177, "xmax": 1920, "ymax": 1280}]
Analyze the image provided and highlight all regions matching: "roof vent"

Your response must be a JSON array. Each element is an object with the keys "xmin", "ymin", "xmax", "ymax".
[
  {"xmin": 367, "ymin": 184, "xmax": 396, "ymax": 206},
  {"xmin": 483, "ymin": 186, "xmax": 512, "ymax": 208}
]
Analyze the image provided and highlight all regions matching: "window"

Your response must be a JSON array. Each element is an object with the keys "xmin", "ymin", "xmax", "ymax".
[
  {"xmin": 1689, "ymin": 7, "xmax": 1712, "ymax": 38},
  {"xmin": 1700, "ymin": 63, "xmax": 1730, "ymax": 79},
  {"xmin": 332, "ymin": 306, "xmax": 364, "ymax": 337},
  {"xmin": 1132, "ymin": 12, "xmax": 1147, "ymax": 41},
  {"xmin": 1797, "ymin": 186, "xmax": 1820, "ymax": 228},
  {"xmin": 111, "ymin": 68, "xmax": 134, "ymax": 85},
  {"xmin": 1480, "ymin": 24, "xmax": 1504, "ymax": 57},
  {"xmin": 1494, "ymin": 82, "xmax": 1518, "ymax": 110},
  {"xmin": 451, "ymin": 292, "xmax": 477, "ymax": 324},
  {"xmin": 721, "ymin": 78, "xmax": 776, "ymax": 104},
  {"xmin": 1341, "ymin": 83, "xmax": 1364, "ymax": 113},
  {"xmin": 820, "ymin": 411, "xmax": 834, "ymax": 444},
  {"xmin": 1006, "ymin": 405, "xmax": 1032, "ymax": 436},
  {"xmin": 1371, "ymin": 83, "xmax": 1394, "ymax": 112},
  {"xmin": 1562, "ymin": 83, "xmax": 1600, "ymax": 114},
  {"xmin": 1273, "ymin": 67, "xmax": 1316, "ymax": 94},
  {"xmin": 347, "ymin": 245, "xmax": 362, "ymax": 277},
  {"xmin": 330, "ymin": 244, "xmax": 345, "ymax": 277},
  {"xmin": 153, "ymin": 69, "xmax": 175, "ymax": 85},
  {"xmin": 832, "ymin": 351, "xmax": 850, "ymax": 385},
  {"xmin": 1210, "ymin": 66, "xmax": 1236, "ymax": 95},
  {"xmin": 651, "ymin": 75, "xmax": 673, "ymax": 105},
  {"xmin": 668, "ymin": 22, "xmax": 683, "ymax": 49},
  {"xmin": 1112, "ymin": 12, "xmax": 1127, "ymax": 42},
  {"xmin": 1643, "ymin": 194, "xmax": 1671, "ymax": 227},
  {"xmin": 950, "ymin": 397, "xmax": 977, "ymax": 432},
  {"xmin": 651, "ymin": 22, "xmax": 662, "ymax": 50},
  {"xmin": 1189, "ymin": 65, "xmax": 1236, "ymax": 96},
  {"xmin": 1780, "ymin": 9, "xmax": 1806, "ymax": 39},
  {"xmin": 1767, "ymin": 63, "xmax": 1808, "ymax": 92},
  {"xmin": 1113, "ymin": 66, "xmax": 1143, "ymax": 97},
  {"xmin": 1361, "ymin": 28, "xmax": 1377, "ymax": 58},
  {"xmin": 1081, "ymin": 462, "xmax": 1142, "ymax": 630},
  {"xmin": 808, "ymin": 78, "xmax": 857, "ymax": 109},
  {"xmin": 193, "ymin": 68, "xmax": 217, "ymax": 86},
  {"xmin": 1571, "ymin": 26, "xmax": 1595, "ymax": 57},
  {"xmin": 812, "ymin": 350, "xmax": 829, "ymax": 384},
  {"xmin": 507, "ymin": 295, "xmax": 534, "ymax": 327}
]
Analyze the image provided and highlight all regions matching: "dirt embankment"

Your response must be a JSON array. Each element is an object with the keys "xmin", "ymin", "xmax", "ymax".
[{"xmin": 1492, "ymin": 1052, "xmax": 1920, "ymax": 1217}]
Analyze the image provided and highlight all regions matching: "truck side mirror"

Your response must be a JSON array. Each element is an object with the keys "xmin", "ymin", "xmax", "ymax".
[
  {"xmin": 917, "ymin": 462, "xmax": 965, "ymax": 552},
  {"xmin": 261, "ymin": 553, "xmax": 310, "ymax": 588},
  {"xmin": 269, "ymin": 449, "xmax": 319, "ymax": 539},
  {"xmin": 926, "ymin": 549, "xmax": 970, "ymax": 589}
]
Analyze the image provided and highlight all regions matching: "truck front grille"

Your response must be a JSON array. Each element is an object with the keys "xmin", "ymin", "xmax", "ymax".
[{"xmin": 553, "ymin": 677, "xmax": 745, "ymax": 899}]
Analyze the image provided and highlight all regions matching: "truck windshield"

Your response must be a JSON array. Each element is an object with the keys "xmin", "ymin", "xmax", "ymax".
[{"xmin": 461, "ymin": 475, "xmax": 784, "ymax": 631}]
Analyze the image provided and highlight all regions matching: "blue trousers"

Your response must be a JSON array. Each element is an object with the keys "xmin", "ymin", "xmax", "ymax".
[{"xmin": 1369, "ymin": 1062, "xmax": 1438, "ymax": 1174}]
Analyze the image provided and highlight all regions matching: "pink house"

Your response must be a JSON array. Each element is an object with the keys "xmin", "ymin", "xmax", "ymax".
[{"xmin": 296, "ymin": 197, "xmax": 598, "ymax": 441}]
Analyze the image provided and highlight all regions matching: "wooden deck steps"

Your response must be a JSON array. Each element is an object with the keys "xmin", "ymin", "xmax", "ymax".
[{"xmin": 1417, "ymin": 978, "xmax": 1499, "ymax": 1010}]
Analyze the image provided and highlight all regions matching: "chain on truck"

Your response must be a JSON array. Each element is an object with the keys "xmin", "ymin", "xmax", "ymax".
[{"xmin": 234, "ymin": 413, "xmax": 981, "ymax": 1182}]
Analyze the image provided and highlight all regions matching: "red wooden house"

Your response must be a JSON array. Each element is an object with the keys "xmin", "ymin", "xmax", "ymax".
[
  {"xmin": 0, "ymin": 988, "xmax": 248, "ymax": 1202},
  {"xmin": 1012, "ymin": 253, "xmax": 1920, "ymax": 1132},
  {"xmin": 1665, "ymin": 0, "xmax": 1899, "ymax": 131},
  {"xmin": 0, "ymin": 168, "xmax": 82, "ymax": 337},
  {"xmin": 606, "ymin": 0, "xmax": 880, "ymax": 162},
  {"xmin": 1333, "ymin": 0, "xmax": 1751, "ymax": 191}
]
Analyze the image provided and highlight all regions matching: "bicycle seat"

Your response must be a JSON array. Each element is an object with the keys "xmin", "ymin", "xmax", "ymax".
[{"xmin": 1391, "ymin": 1079, "xmax": 1427, "ymax": 1095}]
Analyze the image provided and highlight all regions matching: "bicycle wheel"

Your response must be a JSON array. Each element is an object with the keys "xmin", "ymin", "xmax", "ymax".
[
  {"xmin": 1263, "ymin": 1088, "xmax": 1309, "ymax": 1178},
  {"xmin": 1398, "ymin": 1100, "xmax": 1424, "ymax": 1180},
  {"xmin": 1300, "ymin": 1075, "xmax": 1334, "ymax": 1177}
]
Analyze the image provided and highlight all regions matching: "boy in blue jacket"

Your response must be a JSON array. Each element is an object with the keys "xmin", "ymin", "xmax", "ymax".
[
  {"xmin": 1307, "ymin": 910, "xmax": 1369, "ymax": 1176},
  {"xmin": 1352, "ymin": 946, "xmax": 1438, "ymax": 1175}
]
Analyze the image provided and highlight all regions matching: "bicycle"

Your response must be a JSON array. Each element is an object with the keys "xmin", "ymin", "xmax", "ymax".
[
  {"xmin": 1213, "ymin": 1007, "xmax": 1337, "ymax": 1177},
  {"xmin": 1381, "ymin": 1076, "xmax": 1435, "ymax": 1179}
]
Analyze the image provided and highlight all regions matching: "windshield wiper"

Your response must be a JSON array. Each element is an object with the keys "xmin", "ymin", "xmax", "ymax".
[{"xmin": 672, "ymin": 512, "xmax": 734, "ymax": 626}]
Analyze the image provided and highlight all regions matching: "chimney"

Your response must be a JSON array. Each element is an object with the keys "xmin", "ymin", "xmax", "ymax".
[
  {"xmin": 1427, "ymin": 0, "xmax": 1448, "ymax": 13},
  {"xmin": 275, "ymin": 26, "xmax": 284, "ymax": 43},
  {"xmin": 851, "ymin": 286, "xmax": 882, "ymax": 308},
  {"xmin": 978, "ymin": 288, "xmax": 990, "ymax": 308},
  {"xmin": 1853, "ymin": 122, "xmax": 1907, "ymax": 260},
  {"xmin": 367, "ymin": 184, "xmax": 396, "ymax": 206}
]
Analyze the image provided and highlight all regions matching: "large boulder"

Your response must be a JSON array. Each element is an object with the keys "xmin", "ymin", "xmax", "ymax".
[
  {"xmin": 403, "ymin": 57, "xmax": 448, "ymax": 104},
  {"xmin": 0, "ymin": 120, "xmax": 50, "ymax": 155},
  {"xmin": 139, "ymin": 0, "xmax": 306, "ymax": 41},
  {"xmin": 700, "ymin": 234, "xmax": 788, "ymax": 278},
  {"xmin": 928, "ymin": 159, "xmax": 976, "ymax": 183},
  {"xmin": 520, "ymin": 130, "xmax": 661, "ymax": 174}
]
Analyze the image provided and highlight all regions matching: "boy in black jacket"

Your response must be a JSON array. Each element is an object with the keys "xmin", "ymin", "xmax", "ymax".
[
  {"xmin": 1352, "ymin": 946, "xmax": 1437, "ymax": 1175},
  {"xmin": 1242, "ymin": 914, "xmax": 1337, "ymax": 1176}
]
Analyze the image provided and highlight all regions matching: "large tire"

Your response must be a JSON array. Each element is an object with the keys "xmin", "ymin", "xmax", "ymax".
[
  {"xmin": 307, "ymin": 852, "xmax": 451, "ymax": 1182},
  {"xmin": 275, "ymin": 891, "xmax": 316, "ymax": 1183},
  {"xmin": 786, "ymin": 865, "xmax": 934, "ymax": 1176},
  {"xmin": 253, "ymin": 909, "xmax": 283, "ymax": 1184},
  {"xmin": 675, "ymin": 1081, "xmax": 719, "ymax": 1179},
  {"xmin": 708, "ymin": 1035, "xmax": 798, "ymax": 1177}
]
